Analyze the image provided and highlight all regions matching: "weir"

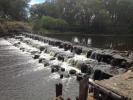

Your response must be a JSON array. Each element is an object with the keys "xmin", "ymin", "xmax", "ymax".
[
  {"xmin": 4, "ymin": 32, "xmax": 133, "ymax": 79},
  {"xmin": 10, "ymin": 32, "xmax": 133, "ymax": 76},
  {"xmin": 3, "ymin": 32, "xmax": 133, "ymax": 100}
]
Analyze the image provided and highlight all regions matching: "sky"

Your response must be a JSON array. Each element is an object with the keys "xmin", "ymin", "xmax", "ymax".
[{"xmin": 29, "ymin": 0, "xmax": 46, "ymax": 5}]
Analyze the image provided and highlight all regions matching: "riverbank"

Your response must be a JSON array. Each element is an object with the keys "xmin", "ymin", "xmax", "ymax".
[
  {"xmin": 0, "ymin": 20, "xmax": 31, "ymax": 36},
  {"xmin": 95, "ymin": 70, "xmax": 133, "ymax": 100}
]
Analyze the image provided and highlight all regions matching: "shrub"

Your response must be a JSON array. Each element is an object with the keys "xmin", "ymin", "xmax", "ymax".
[{"xmin": 33, "ymin": 16, "xmax": 68, "ymax": 31}]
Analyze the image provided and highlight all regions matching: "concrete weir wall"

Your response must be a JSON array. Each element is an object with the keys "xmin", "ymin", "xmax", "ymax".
[{"xmin": 8, "ymin": 32, "xmax": 133, "ymax": 80}]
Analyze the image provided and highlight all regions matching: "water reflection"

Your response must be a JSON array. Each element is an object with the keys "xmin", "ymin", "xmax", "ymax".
[
  {"xmin": 73, "ymin": 37, "xmax": 79, "ymax": 43},
  {"xmin": 73, "ymin": 37, "xmax": 92, "ymax": 46},
  {"xmin": 87, "ymin": 38, "xmax": 92, "ymax": 45},
  {"xmin": 44, "ymin": 34, "xmax": 133, "ymax": 51}
]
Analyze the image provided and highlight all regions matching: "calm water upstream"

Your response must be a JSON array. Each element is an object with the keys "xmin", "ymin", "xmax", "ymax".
[{"xmin": 44, "ymin": 34, "xmax": 133, "ymax": 51}]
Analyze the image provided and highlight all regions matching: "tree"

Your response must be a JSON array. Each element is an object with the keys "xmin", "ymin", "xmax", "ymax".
[
  {"xmin": 0, "ymin": 0, "xmax": 30, "ymax": 20},
  {"xmin": 33, "ymin": 16, "xmax": 68, "ymax": 31},
  {"xmin": 29, "ymin": 0, "xmax": 133, "ymax": 33}
]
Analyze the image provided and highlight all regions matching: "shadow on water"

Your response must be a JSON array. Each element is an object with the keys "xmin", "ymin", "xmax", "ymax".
[{"xmin": 44, "ymin": 34, "xmax": 133, "ymax": 51}]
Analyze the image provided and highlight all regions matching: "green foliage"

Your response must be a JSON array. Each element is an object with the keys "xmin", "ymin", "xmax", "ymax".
[
  {"xmin": 33, "ymin": 16, "xmax": 68, "ymax": 31},
  {"xmin": 30, "ymin": 0, "xmax": 133, "ymax": 34},
  {"xmin": 0, "ymin": 0, "xmax": 30, "ymax": 20}
]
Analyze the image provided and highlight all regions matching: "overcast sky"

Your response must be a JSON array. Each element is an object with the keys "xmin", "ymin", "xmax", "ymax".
[{"xmin": 29, "ymin": 0, "xmax": 45, "ymax": 5}]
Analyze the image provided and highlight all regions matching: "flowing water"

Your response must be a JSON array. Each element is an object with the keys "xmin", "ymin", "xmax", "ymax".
[
  {"xmin": 44, "ymin": 34, "xmax": 133, "ymax": 51},
  {"xmin": 0, "ymin": 38, "xmax": 79, "ymax": 100},
  {"xmin": 0, "ymin": 33, "xmax": 132, "ymax": 100}
]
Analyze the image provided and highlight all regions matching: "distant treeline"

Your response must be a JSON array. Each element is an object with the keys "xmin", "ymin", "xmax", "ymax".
[
  {"xmin": 30, "ymin": 0, "xmax": 133, "ymax": 34},
  {"xmin": 0, "ymin": 0, "xmax": 133, "ymax": 34}
]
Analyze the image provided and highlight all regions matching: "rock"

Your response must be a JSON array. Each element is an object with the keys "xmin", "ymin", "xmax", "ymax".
[
  {"xmin": 73, "ymin": 47, "xmax": 82, "ymax": 55},
  {"xmin": 57, "ymin": 55, "xmax": 64, "ymax": 62},
  {"xmin": 111, "ymin": 58, "xmax": 125, "ymax": 67},
  {"xmin": 23, "ymin": 39, "xmax": 31, "ymax": 44},
  {"xmin": 93, "ymin": 70, "xmax": 112, "ymax": 80},
  {"xmin": 38, "ymin": 58, "xmax": 45, "ymax": 63},
  {"xmin": 97, "ymin": 54, "xmax": 113, "ymax": 64},
  {"xmin": 51, "ymin": 65, "xmax": 60, "ymax": 71},
  {"xmin": 51, "ymin": 68, "xmax": 55, "ymax": 73},
  {"xmin": 56, "ymin": 52, "xmax": 74, "ymax": 61},
  {"xmin": 50, "ymin": 57, "xmax": 56, "ymax": 61},
  {"xmin": 59, "ymin": 43, "xmax": 64, "ymax": 48},
  {"xmin": 101, "ymin": 54, "xmax": 113, "ymax": 64},
  {"xmin": 93, "ymin": 70, "xmax": 102, "ymax": 80},
  {"xmin": 76, "ymin": 73, "xmax": 83, "ymax": 81},
  {"xmin": 33, "ymin": 54, "xmax": 40, "ymax": 59},
  {"xmin": 86, "ymin": 50, "xmax": 92, "ymax": 58},
  {"xmin": 20, "ymin": 47, "xmax": 25, "ymax": 51},
  {"xmin": 65, "ymin": 74, "xmax": 70, "ymax": 78},
  {"xmin": 80, "ymin": 64, "xmax": 92, "ymax": 75},
  {"xmin": 49, "ymin": 41, "xmax": 56, "ymax": 46},
  {"xmin": 120, "ymin": 60, "xmax": 129, "ymax": 68},
  {"xmin": 80, "ymin": 64, "xmax": 88, "ymax": 73},
  {"xmin": 40, "ymin": 46, "xmax": 45, "ymax": 51},
  {"xmin": 55, "ymin": 41, "xmax": 61, "ymax": 47},
  {"xmin": 61, "ymin": 68, "xmax": 65, "ymax": 72},
  {"xmin": 38, "ymin": 58, "xmax": 49, "ymax": 66},
  {"xmin": 44, "ymin": 61, "xmax": 49, "ymax": 66},
  {"xmin": 15, "ymin": 36, "xmax": 24, "ymax": 40},
  {"xmin": 60, "ymin": 74, "xmax": 63, "ymax": 79},
  {"xmin": 90, "ymin": 52, "xmax": 97, "ymax": 59},
  {"xmin": 69, "ymin": 69, "xmax": 77, "ymax": 75},
  {"xmin": 63, "ymin": 43, "xmax": 73, "ymax": 51}
]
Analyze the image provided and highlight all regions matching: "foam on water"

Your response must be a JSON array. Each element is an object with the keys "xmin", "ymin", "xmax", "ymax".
[
  {"xmin": 50, "ymin": 59, "xmax": 62, "ymax": 65},
  {"xmin": 48, "ymin": 73, "xmax": 60, "ymax": 80},
  {"xmin": 24, "ymin": 37, "xmax": 49, "ymax": 47},
  {"xmin": 7, "ymin": 35, "xmax": 93, "ymax": 74},
  {"xmin": 61, "ymin": 62, "xmax": 81, "ymax": 73},
  {"xmin": 0, "ymin": 38, "xmax": 12, "ymax": 45},
  {"xmin": 40, "ymin": 52, "xmax": 53, "ymax": 60}
]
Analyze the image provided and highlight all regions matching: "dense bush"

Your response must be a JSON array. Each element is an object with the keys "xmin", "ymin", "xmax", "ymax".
[{"xmin": 33, "ymin": 16, "xmax": 68, "ymax": 32}]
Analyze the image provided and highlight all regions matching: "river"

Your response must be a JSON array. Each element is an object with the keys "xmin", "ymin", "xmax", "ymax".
[
  {"xmin": 0, "ymin": 33, "xmax": 132, "ymax": 100},
  {"xmin": 44, "ymin": 34, "xmax": 133, "ymax": 51},
  {"xmin": 0, "ymin": 38, "xmax": 79, "ymax": 100}
]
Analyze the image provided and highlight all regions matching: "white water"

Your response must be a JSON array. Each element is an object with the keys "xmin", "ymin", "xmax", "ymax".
[{"xmin": 7, "ymin": 36, "xmax": 88, "ymax": 73}]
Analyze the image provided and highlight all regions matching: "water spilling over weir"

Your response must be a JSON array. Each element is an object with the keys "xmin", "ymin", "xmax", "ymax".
[
  {"xmin": 0, "ymin": 32, "xmax": 133, "ymax": 99},
  {"xmin": 14, "ymin": 33, "xmax": 133, "ymax": 75},
  {"xmin": 7, "ymin": 32, "xmax": 133, "ymax": 79},
  {"xmin": 0, "ymin": 38, "xmax": 79, "ymax": 100}
]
